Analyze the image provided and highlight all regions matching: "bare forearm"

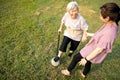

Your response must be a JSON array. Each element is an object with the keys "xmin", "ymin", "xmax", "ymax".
[
  {"xmin": 81, "ymin": 30, "xmax": 87, "ymax": 42},
  {"xmin": 59, "ymin": 23, "xmax": 64, "ymax": 29},
  {"xmin": 58, "ymin": 23, "xmax": 64, "ymax": 34},
  {"xmin": 86, "ymin": 47, "xmax": 103, "ymax": 61},
  {"xmin": 87, "ymin": 32, "xmax": 94, "ymax": 37},
  {"xmin": 83, "ymin": 30, "xmax": 87, "ymax": 35},
  {"xmin": 82, "ymin": 30, "xmax": 88, "ymax": 39}
]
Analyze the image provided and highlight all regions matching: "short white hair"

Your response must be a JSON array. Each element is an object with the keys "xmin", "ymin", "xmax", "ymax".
[{"xmin": 66, "ymin": 1, "xmax": 79, "ymax": 12}]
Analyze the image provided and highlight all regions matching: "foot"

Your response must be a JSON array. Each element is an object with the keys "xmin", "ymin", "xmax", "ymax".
[
  {"xmin": 80, "ymin": 70, "xmax": 86, "ymax": 78},
  {"xmin": 61, "ymin": 69, "xmax": 70, "ymax": 76},
  {"xmin": 54, "ymin": 56, "xmax": 60, "ymax": 62}
]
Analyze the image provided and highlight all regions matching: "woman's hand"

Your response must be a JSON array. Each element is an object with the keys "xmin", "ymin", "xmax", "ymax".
[
  {"xmin": 58, "ymin": 28, "xmax": 62, "ymax": 35},
  {"xmin": 81, "ymin": 35, "xmax": 87, "ymax": 42},
  {"xmin": 81, "ymin": 30, "xmax": 87, "ymax": 42},
  {"xmin": 58, "ymin": 23, "xmax": 64, "ymax": 35},
  {"xmin": 79, "ymin": 58, "xmax": 87, "ymax": 66}
]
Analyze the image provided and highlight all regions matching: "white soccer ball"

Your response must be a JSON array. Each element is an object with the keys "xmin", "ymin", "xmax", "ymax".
[{"xmin": 51, "ymin": 57, "xmax": 60, "ymax": 67}]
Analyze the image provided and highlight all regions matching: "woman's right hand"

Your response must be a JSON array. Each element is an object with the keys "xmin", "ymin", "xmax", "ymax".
[{"xmin": 58, "ymin": 28, "xmax": 62, "ymax": 35}]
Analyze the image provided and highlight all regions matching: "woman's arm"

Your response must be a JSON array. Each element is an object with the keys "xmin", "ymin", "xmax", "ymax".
[
  {"xmin": 87, "ymin": 32, "xmax": 94, "ymax": 37},
  {"xmin": 58, "ymin": 22, "xmax": 64, "ymax": 34},
  {"xmin": 86, "ymin": 47, "xmax": 103, "ymax": 61},
  {"xmin": 81, "ymin": 30, "xmax": 87, "ymax": 42},
  {"xmin": 79, "ymin": 47, "xmax": 103, "ymax": 66}
]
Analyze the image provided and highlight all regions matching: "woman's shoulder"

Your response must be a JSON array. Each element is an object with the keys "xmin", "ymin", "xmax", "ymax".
[
  {"xmin": 64, "ymin": 12, "xmax": 69, "ymax": 16},
  {"xmin": 104, "ymin": 24, "xmax": 118, "ymax": 38},
  {"xmin": 77, "ymin": 14, "xmax": 85, "ymax": 20},
  {"xmin": 107, "ymin": 23, "xmax": 118, "ymax": 32}
]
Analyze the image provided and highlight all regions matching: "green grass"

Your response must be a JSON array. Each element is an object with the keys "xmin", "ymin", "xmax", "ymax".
[{"xmin": 0, "ymin": 0, "xmax": 120, "ymax": 80}]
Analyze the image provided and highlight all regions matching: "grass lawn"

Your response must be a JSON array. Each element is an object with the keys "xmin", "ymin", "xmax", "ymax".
[{"xmin": 0, "ymin": 0, "xmax": 120, "ymax": 80}]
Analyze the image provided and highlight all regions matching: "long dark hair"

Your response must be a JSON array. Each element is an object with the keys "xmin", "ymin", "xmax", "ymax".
[{"xmin": 100, "ymin": 3, "xmax": 120, "ymax": 25}]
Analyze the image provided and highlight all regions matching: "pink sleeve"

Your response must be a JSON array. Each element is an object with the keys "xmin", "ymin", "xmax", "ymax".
[{"xmin": 96, "ymin": 34, "xmax": 114, "ymax": 52}]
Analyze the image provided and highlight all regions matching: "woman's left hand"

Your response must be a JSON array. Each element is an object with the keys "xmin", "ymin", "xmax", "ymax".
[
  {"xmin": 79, "ymin": 58, "xmax": 87, "ymax": 66},
  {"xmin": 81, "ymin": 36, "xmax": 87, "ymax": 42}
]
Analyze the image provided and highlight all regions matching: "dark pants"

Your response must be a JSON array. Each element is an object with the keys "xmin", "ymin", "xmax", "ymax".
[
  {"xmin": 59, "ymin": 36, "xmax": 80, "ymax": 52},
  {"xmin": 67, "ymin": 53, "xmax": 91, "ymax": 75}
]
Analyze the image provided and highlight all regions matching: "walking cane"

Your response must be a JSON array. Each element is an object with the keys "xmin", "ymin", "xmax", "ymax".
[
  {"xmin": 56, "ymin": 34, "xmax": 60, "ymax": 56},
  {"xmin": 51, "ymin": 33, "xmax": 61, "ymax": 66}
]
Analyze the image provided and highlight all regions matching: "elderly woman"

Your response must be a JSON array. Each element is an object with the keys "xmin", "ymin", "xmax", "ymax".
[{"xmin": 54, "ymin": 1, "xmax": 89, "ymax": 63}]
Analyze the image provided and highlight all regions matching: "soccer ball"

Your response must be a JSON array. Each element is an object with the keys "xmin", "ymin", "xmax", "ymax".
[{"xmin": 51, "ymin": 57, "xmax": 60, "ymax": 67}]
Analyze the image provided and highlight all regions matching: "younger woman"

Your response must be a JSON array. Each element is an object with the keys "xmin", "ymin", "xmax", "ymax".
[{"xmin": 61, "ymin": 2, "xmax": 120, "ymax": 78}]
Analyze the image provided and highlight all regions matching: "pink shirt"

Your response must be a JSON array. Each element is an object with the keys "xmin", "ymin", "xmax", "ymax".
[{"xmin": 80, "ymin": 23, "xmax": 118, "ymax": 64}]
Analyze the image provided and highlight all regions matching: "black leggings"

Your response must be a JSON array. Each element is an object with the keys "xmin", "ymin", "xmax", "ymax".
[
  {"xmin": 59, "ymin": 36, "xmax": 80, "ymax": 52},
  {"xmin": 67, "ymin": 53, "xmax": 91, "ymax": 75}
]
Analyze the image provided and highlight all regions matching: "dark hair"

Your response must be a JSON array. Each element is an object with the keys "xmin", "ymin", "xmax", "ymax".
[{"xmin": 100, "ymin": 3, "xmax": 120, "ymax": 25}]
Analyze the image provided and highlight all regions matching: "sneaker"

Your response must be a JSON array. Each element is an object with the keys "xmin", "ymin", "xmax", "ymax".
[{"xmin": 54, "ymin": 56, "xmax": 60, "ymax": 62}]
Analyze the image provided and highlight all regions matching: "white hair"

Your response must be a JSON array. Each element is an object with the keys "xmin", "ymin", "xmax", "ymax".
[{"xmin": 66, "ymin": 1, "xmax": 79, "ymax": 12}]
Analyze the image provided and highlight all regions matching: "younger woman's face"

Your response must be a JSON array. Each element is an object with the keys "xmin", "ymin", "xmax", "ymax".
[
  {"xmin": 69, "ymin": 7, "xmax": 78, "ymax": 19},
  {"xmin": 100, "ymin": 13, "xmax": 105, "ymax": 22},
  {"xmin": 100, "ymin": 12, "xmax": 109, "ymax": 23}
]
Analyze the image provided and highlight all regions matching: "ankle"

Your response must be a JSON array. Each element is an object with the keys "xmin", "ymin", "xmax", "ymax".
[
  {"xmin": 68, "ymin": 51, "xmax": 74, "ymax": 57},
  {"xmin": 58, "ymin": 51, "xmax": 63, "ymax": 57},
  {"xmin": 69, "ymin": 50, "xmax": 73, "ymax": 53}
]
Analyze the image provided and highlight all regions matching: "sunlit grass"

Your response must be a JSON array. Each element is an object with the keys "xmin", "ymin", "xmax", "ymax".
[{"xmin": 0, "ymin": 0, "xmax": 120, "ymax": 80}]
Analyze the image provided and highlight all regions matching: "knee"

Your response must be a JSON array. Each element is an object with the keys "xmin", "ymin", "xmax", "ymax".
[{"xmin": 73, "ymin": 53, "xmax": 82, "ymax": 61}]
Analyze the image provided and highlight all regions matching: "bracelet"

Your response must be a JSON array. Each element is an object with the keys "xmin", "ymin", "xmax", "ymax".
[{"xmin": 85, "ymin": 57, "xmax": 89, "ymax": 61}]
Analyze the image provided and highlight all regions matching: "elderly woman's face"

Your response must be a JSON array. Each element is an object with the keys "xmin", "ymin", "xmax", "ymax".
[{"xmin": 69, "ymin": 7, "xmax": 78, "ymax": 19}]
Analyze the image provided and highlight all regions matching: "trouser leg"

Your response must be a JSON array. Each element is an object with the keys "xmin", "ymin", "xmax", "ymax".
[
  {"xmin": 69, "ymin": 39, "xmax": 80, "ymax": 51},
  {"xmin": 54, "ymin": 36, "xmax": 70, "ymax": 62},
  {"xmin": 59, "ymin": 36, "xmax": 70, "ymax": 52},
  {"xmin": 83, "ymin": 61, "xmax": 91, "ymax": 75},
  {"xmin": 67, "ymin": 53, "xmax": 83, "ymax": 72}
]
